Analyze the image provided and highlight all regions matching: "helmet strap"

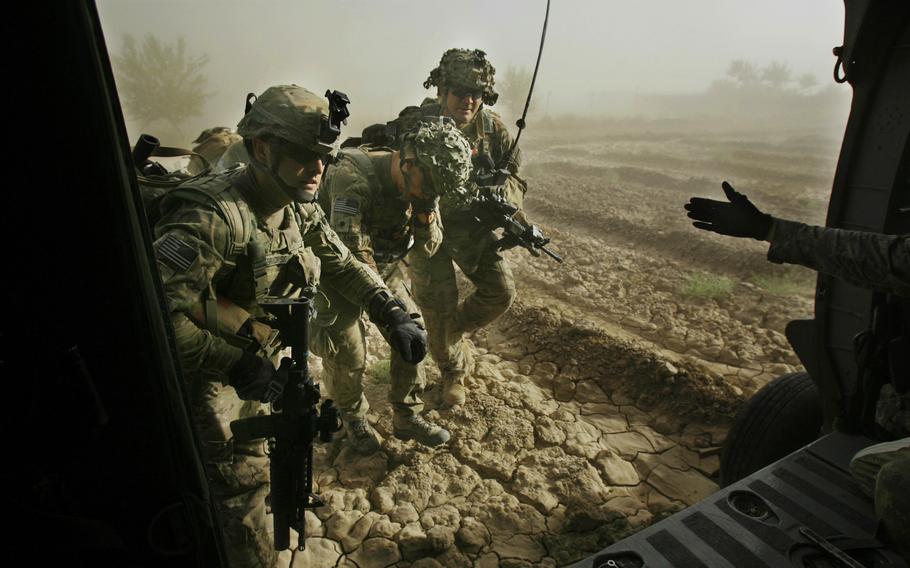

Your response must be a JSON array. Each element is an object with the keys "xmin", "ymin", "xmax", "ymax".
[
  {"xmin": 249, "ymin": 141, "xmax": 315, "ymax": 206},
  {"xmin": 267, "ymin": 144, "xmax": 317, "ymax": 203}
]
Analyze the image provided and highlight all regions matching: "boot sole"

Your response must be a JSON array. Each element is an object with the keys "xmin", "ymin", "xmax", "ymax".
[
  {"xmin": 350, "ymin": 442, "xmax": 381, "ymax": 455},
  {"xmin": 393, "ymin": 429, "xmax": 451, "ymax": 446}
]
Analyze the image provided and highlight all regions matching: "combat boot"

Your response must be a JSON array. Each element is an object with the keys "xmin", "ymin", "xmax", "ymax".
[
  {"xmin": 440, "ymin": 341, "xmax": 474, "ymax": 408},
  {"xmin": 849, "ymin": 437, "xmax": 910, "ymax": 497},
  {"xmin": 343, "ymin": 417, "xmax": 382, "ymax": 454},
  {"xmin": 393, "ymin": 413, "xmax": 451, "ymax": 447}
]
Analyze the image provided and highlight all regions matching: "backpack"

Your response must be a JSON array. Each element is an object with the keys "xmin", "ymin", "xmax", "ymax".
[{"xmin": 133, "ymin": 134, "xmax": 211, "ymax": 220}]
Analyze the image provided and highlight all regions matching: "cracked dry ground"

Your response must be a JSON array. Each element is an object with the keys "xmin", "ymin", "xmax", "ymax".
[{"xmin": 284, "ymin": 124, "xmax": 842, "ymax": 567}]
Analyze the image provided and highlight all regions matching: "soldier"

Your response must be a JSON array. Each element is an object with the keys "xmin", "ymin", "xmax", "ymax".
[
  {"xmin": 685, "ymin": 180, "xmax": 910, "ymax": 558},
  {"xmin": 314, "ymin": 118, "xmax": 473, "ymax": 452},
  {"xmin": 153, "ymin": 84, "xmax": 427, "ymax": 566},
  {"xmin": 364, "ymin": 48, "xmax": 527, "ymax": 210},
  {"xmin": 191, "ymin": 126, "xmax": 242, "ymax": 166},
  {"xmin": 216, "ymin": 137, "xmax": 250, "ymax": 172},
  {"xmin": 365, "ymin": 49, "xmax": 527, "ymax": 407}
]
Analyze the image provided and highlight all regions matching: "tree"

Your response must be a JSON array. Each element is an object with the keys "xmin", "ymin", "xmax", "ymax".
[
  {"xmin": 760, "ymin": 61, "xmax": 793, "ymax": 90},
  {"xmin": 726, "ymin": 59, "xmax": 759, "ymax": 86},
  {"xmin": 111, "ymin": 34, "xmax": 211, "ymax": 137},
  {"xmin": 498, "ymin": 65, "xmax": 535, "ymax": 119},
  {"xmin": 798, "ymin": 72, "xmax": 819, "ymax": 92}
]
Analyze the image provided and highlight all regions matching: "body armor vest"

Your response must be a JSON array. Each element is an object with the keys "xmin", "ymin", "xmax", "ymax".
[
  {"xmin": 174, "ymin": 169, "xmax": 319, "ymax": 321},
  {"xmin": 332, "ymin": 149, "xmax": 413, "ymax": 265}
]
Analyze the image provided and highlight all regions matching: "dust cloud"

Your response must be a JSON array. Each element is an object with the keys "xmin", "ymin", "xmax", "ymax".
[{"xmin": 97, "ymin": 0, "xmax": 850, "ymax": 146}]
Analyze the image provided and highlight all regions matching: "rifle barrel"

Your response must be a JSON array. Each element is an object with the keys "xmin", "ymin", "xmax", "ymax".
[{"xmin": 541, "ymin": 246, "xmax": 563, "ymax": 263}]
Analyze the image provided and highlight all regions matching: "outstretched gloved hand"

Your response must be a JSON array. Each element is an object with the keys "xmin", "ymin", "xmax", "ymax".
[{"xmin": 684, "ymin": 181, "xmax": 773, "ymax": 240}]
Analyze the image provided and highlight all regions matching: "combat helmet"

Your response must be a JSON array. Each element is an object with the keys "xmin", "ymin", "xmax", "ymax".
[
  {"xmin": 236, "ymin": 85, "xmax": 349, "ymax": 158},
  {"xmin": 423, "ymin": 49, "xmax": 499, "ymax": 105},
  {"xmin": 399, "ymin": 117, "xmax": 472, "ymax": 198},
  {"xmin": 193, "ymin": 126, "xmax": 233, "ymax": 144}
]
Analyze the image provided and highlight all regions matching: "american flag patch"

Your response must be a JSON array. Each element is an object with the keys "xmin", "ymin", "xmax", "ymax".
[
  {"xmin": 156, "ymin": 233, "xmax": 198, "ymax": 272},
  {"xmin": 332, "ymin": 197, "xmax": 359, "ymax": 217}
]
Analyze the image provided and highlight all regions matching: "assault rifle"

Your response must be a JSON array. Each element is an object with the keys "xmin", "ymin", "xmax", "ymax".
[
  {"xmin": 229, "ymin": 298, "xmax": 341, "ymax": 551},
  {"xmin": 471, "ymin": 158, "xmax": 562, "ymax": 263},
  {"xmin": 464, "ymin": 0, "xmax": 560, "ymax": 262}
]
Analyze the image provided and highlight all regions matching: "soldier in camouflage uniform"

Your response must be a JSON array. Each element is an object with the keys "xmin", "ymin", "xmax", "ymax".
[
  {"xmin": 685, "ymin": 180, "xmax": 910, "ymax": 558},
  {"xmin": 364, "ymin": 49, "xmax": 527, "ymax": 407},
  {"xmin": 153, "ymin": 85, "xmax": 427, "ymax": 567},
  {"xmin": 363, "ymin": 49, "xmax": 527, "ymax": 209},
  {"xmin": 216, "ymin": 138, "xmax": 250, "ymax": 172},
  {"xmin": 192, "ymin": 126, "xmax": 242, "ymax": 166},
  {"xmin": 315, "ymin": 118, "xmax": 472, "ymax": 452}
]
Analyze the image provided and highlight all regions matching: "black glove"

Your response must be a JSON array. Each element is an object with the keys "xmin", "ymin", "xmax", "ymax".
[
  {"xmin": 368, "ymin": 293, "xmax": 428, "ymax": 365},
  {"xmin": 226, "ymin": 352, "xmax": 287, "ymax": 403},
  {"xmin": 684, "ymin": 181, "xmax": 773, "ymax": 240},
  {"xmin": 496, "ymin": 233, "xmax": 520, "ymax": 251}
]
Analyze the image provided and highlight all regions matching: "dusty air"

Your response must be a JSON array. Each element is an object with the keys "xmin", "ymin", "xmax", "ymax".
[{"xmin": 88, "ymin": 0, "xmax": 910, "ymax": 566}]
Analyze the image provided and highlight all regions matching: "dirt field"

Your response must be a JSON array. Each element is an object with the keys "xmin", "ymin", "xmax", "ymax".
[
  {"xmin": 519, "ymin": 120, "xmax": 840, "ymax": 391},
  {"xmin": 288, "ymin": 120, "xmax": 843, "ymax": 567}
]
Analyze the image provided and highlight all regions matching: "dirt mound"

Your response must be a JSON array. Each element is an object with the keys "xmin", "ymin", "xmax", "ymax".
[{"xmin": 497, "ymin": 300, "xmax": 744, "ymax": 426}]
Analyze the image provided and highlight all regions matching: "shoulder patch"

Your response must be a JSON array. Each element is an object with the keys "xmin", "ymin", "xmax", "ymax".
[
  {"xmin": 156, "ymin": 233, "xmax": 199, "ymax": 272},
  {"xmin": 332, "ymin": 196, "xmax": 360, "ymax": 217}
]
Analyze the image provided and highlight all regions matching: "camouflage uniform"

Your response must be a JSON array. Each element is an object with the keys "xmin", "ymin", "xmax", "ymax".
[
  {"xmin": 766, "ymin": 218, "xmax": 910, "ymax": 555},
  {"xmin": 154, "ymin": 85, "xmax": 408, "ymax": 567},
  {"xmin": 767, "ymin": 218, "xmax": 910, "ymax": 297},
  {"xmin": 767, "ymin": 218, "xmax": 910, "ymax": 435},
  {"xmin": 314, "ymin": 119, "xmax": 470, "ymax": 445},
  {"xmin": 874, "ymin": 449, "xmax": 910, "ymax": 559},
  {"xmin": 366, "ymin": 49, "xmax": 527, "ymax": 404},
  {"xmin": 192, "ymin": 126, "xmax": 242, "ymax": 166},
  {"xmin": 216, "ymin": 139, "xmax": 250, "ymax": 172}
]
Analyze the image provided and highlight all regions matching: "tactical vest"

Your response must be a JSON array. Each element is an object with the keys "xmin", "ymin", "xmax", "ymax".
[
  {"xmin": 332, "ymin": 148, "xmax": 413, "ymax": 265},
  {"xmin": 413, "ymin": 103, "xmax": 498, "ymax": 160},
  {"xmin": 157, "ymin": 168, "xmax": 320, "ymax": 340},
  {"xmin": 167, "ymin": 170, "xmax": 256, "ymax": 263}
]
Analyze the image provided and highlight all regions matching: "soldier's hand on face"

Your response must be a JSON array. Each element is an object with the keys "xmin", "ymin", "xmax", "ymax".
[
  {"xmin": 227, "ymin": 352, "xmax": 288, "ymax": 403},
  {"xmin": 386, "ymin": 308, "xmax": 428, "ymax": 364},
  {"xmin": 685, "ymin": 181, "xmax": 773, "ymax": 240}
]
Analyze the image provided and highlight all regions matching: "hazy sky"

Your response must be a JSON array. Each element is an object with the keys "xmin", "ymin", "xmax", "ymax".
[{"xmin": 97, "ymin": 0, "xmax": 847, "ymax": 142}]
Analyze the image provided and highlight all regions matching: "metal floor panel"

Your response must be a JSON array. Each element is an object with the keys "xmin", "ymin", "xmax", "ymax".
[{"xmin": 570, "ymin": 433, "xmax": 907, "ymax": 568}]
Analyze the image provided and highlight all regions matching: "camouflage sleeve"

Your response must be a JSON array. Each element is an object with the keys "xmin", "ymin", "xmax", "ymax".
[
  {"xmin": 767, "ymin": 218, "xmax": 910, "ymax": 297},
  {"xmin": 299, "ymin": 202, "xmax": 388, "ymax": 307},
  {"xmin": 411, "ymin": 198, "xmax": 444, "ymax": 258},
  {"xmin": 490, "ymin": 114, "xmax": 528, "ymax": 209},
  {"xmin": 153, "ymin": 196, "xmax": 245, "ymax": 377},
  {"xmin": 321, "ymin": 159, "xmax": 378, "ymax": 271}
]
